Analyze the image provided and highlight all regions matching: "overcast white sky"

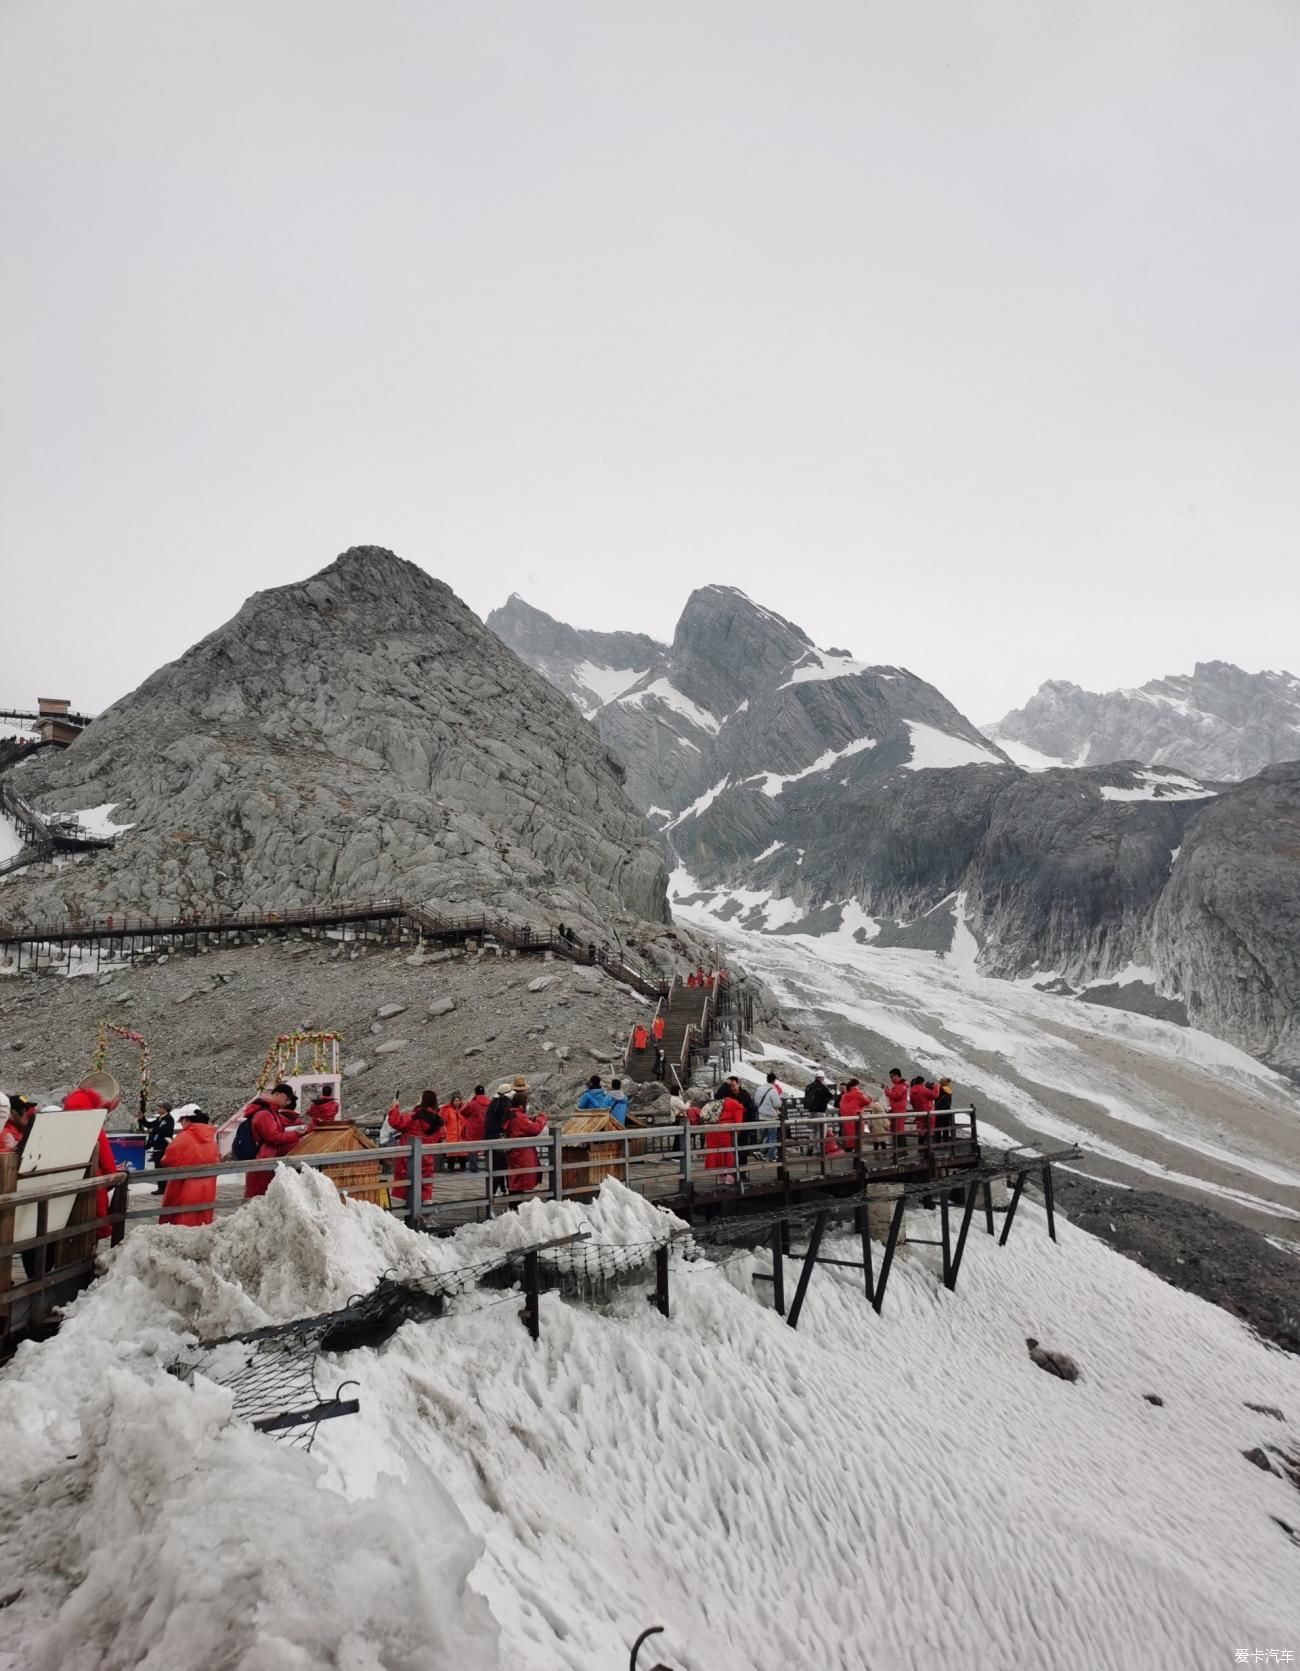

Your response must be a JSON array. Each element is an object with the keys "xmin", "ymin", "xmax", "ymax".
[{"xmin": 3, "ymin": 0, "xmax": 1298, "ymax": 726}]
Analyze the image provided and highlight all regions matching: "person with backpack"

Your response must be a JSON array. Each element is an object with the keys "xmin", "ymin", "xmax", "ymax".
[
  {"xmin": 238, "ymin": 1084, "xmax": 309, "ymax": 1199},
  {"xmin": 755, "ymin": 1072, "xmax": 784, "ymax": 1162},
  {"xmin": 159, "ymin": 1107, "xmax": 219, "ymax": 1227},
  {"xmin": 701, "ymin": 1092, "xmax": 744, "ymax": 1181}
]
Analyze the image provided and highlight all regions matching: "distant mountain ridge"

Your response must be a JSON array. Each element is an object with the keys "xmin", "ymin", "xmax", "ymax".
[
  {"xmin": 492, "ymin": 589, "xmax": 1299, "ymax": 1074},
  {"xmin": 991, "ymin": 661, "xmax": 1300, "ymax": 781}
]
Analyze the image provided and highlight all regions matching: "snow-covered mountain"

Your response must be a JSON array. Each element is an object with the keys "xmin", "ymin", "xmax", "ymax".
[
  {"xmin": 491, "ymin": 583, "xmax": 1012, "ymax": 820},
  {"xmin": 484, "ymin": 593, "xmax": 665, "ymax": 719},
  {"xmin": 992, "ymin": 661, "xmax": 1300, "ymax": 781}
]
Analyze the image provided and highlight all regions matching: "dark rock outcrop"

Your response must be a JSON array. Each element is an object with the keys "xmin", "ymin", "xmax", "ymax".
[
  {"xmin": 0, "ymin": 548, "xmax": 670, "ymax": 933},
  {"xmin": 1151, "ymin": 762, "xmax": 1300, "ymax": 1072},
  {"xmin": 993, "ymin": 661, "xmax": 1300, "ymax": 781}
]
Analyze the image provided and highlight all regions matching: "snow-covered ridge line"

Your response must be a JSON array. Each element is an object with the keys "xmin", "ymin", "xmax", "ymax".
[
  {"xmin": 903, "ymin": 720, "xmax": 1005, "ymax": 771},
  {"xmin": 744, "ymin": 735, "xmax": 878, "ymax": 798},
  {"xmin": 1099, "ymin": 769, "xmax": 1214, "ymax": 802},
  {"xmin": 618, "ymin": 676, "xmax": 721, "ymax": 735}
]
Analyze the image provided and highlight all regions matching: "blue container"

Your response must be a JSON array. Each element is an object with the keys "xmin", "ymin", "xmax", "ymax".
[{"xmin": 108, "ymin": 1134, "xmax": 148, "ymax": 1171}]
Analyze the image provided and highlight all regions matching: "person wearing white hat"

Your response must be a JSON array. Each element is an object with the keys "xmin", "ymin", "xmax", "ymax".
[{"xmin": 159, "ymin": 1106, "xmax": 218, "ymax": 1227}]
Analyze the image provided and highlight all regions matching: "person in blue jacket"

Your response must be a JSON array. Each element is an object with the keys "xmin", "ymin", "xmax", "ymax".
[
  {"xmin": 607, "ymin": 1078, "xmax": 629, "ymax": 1127},
  {"xmin": 577, "ymin": 1074, "xmax": 614, "ymax": 1113}
]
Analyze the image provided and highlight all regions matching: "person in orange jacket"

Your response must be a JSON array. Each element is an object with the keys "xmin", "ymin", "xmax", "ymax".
[
  {"xmin": 439, "ymin": 1093, "xmax": 467, "ymax": 1171},
  {"xmin": 632, "ymin": 1022, "xmax": 648, "ymax": 1052},
  {"xmin": 388, "ymin": 1092, "xmax": 444, "ymax": 1208},
  {"xmin": 503, "ymin": 1085, "xmax": 548, "ymax": 1194},
  {"xmin": 243, "ymin": 1085, "xmax": 309, "ymax": 1200},
  {"xmin": 159, "ymin": 1108, "xmax": 218, "ymax": 1227},
  {"xmin": 838, "ymin": 1079, "xmax": 869, "ymax": 1149},
  {"xmin": 651, "ymin": 1013, "xmax": 665, "ymax": 1046},
  {"xmin": 62, "ymin": 1080, "xmax": 122, "ymax": 1237}
]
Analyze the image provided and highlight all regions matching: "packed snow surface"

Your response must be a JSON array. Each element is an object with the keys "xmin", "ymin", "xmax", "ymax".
[
  {"xmin": 70, "ymin": 803, "xmax": 136, "ymax": 837},
  {"xmin": 572, "ymin": 660, "xmax": 647, "ymax": 710},
  {"xmin": 777, "ymin": 648, "xmax": 874, "ymax": 687},
  {"xmin": 744, "ymin": 734, "xmax": 878, "ymax": 796},
  {"xmin": 618, "ymin": 677, "xmax": 720, "ymax": 735},
  {"xmin": 988, "ymin": 733, "xmax": 1074, "ymax": 771},
  {"xmin": 1098, "ymin": 769, "xmax": 1215, "ymax": 802},
  {"xmin": 902, "ymin": 720, "xmax": 1005, "ymax": 770},
  {"xmin": 663, "ymin": 775, "xmax": 731, "ymax": 830},
  {"xmin": 2, "ymin": 1170, "xmax": 1297, "ymax": 1669}
]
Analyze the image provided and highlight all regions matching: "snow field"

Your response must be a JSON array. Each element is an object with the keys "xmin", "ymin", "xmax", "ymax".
[{"xmin": 2, "ymin": 1171, "xmax": 1297, "ymax": 1669}]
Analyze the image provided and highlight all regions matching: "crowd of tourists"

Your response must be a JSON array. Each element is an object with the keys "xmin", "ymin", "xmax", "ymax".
[{"xmin": 661, "ymin": 1064, "xmax": 957, "ymax": 1183}]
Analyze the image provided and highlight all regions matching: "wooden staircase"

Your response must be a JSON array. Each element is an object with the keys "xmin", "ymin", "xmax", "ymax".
[{"xmin": 623, "ymin": 979, "xmax": 713, "ymax": 1086}]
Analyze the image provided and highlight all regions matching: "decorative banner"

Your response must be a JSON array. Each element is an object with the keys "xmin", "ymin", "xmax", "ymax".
[
  {"xmin": 255, "ymin": 1031, "xmax": 343, "ymax": 1091},
  {"xmin": 94, "ymin": 1021, "xmax": 152, "ymax": 1115}
]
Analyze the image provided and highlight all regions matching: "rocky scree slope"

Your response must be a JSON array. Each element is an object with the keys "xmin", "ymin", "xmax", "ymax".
[
  {"xmin": 991, "ymin": 661, "xmax": 1300, "ymax": 781},
  {"xmin": 0, "ymin": 548, "xmax": 668, "ymax": 934}
]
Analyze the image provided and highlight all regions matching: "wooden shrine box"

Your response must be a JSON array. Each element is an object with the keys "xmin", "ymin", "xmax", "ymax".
[
  {"xmin": 289, "ymin": 1122, "xmax": 389, "ymax": 1210},
  {"xmin": 560, "ymin": 1113, "xmax": 625, "ymax": 1197}
]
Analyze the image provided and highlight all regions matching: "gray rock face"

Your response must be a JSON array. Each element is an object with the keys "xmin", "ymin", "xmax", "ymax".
[
  {"xmin": 0, "ymin": 547, "xmax": 669, "ymax": 933},
  {"xmin": 1152, "ymin": 763, "xmax": 1300, "ymax": 1072},
  {"xmin": 485, "ymin": 594, "xmax": 665, "ymax": 717},
  {"xmin": 992, "ymin": 662, "xmax": 1300, "ymax": 781}
]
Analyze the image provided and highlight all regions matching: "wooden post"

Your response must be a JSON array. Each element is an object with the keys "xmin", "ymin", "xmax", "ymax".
[
  {"xmin": 787, "ymin": 1210, "xmax": 827, "ymax": 1330},
  {"xmin": 999, "ymin": 1170, "xmax": 1027, "ymax": 1246},
  {"xmin": 982, "ymin": 1179, "xmax": 995, "ymax": 1236},
  {"xmin": 0, "ymin": 1151, "xmax": 16, "ymax": 1343},
  {"xmin": 770, "ymin": 1220, "xmax": 786, "ymax": 1316},
  {"xmin": 872, "ymin": 1192, "xmax": 907, "ymax": 1315}
]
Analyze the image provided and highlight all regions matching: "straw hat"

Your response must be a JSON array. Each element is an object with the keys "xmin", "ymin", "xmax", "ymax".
[
  {"xmin": 510, "ymin": 1075, "xmax": 530, "ymax": 1095},
  {"xmin": 80, "ymin": 1070, "xmax": 121, "ymax": 1105}
]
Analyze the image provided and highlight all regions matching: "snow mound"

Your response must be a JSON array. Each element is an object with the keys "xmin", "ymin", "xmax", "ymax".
[
  {"xmin": 4, "ymin": 1171, "xmax": 1297, "ymax": 1668},
  {"xmin": 902, "ymin": 720, "xmax": 1005, "ymax": 770}
]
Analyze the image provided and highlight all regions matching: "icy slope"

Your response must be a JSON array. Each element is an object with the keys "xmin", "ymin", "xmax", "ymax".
[
  {"xmin": 674, "ymin": 879, "xmax": 1300, "ymax": 1239},
  {"xmin": 3, "ymin": 1172, "xmax": 1298, "ymax": 1669}
]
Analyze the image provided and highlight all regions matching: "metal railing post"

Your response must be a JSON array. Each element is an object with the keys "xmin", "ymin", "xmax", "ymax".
[{"xmin": 406, "ymin": 1137, "xmax": 422, "ymax": 1226}]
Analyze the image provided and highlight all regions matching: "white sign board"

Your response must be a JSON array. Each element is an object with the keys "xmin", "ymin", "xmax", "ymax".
[{"xmin": 13, "ymin": 1107, "xmax": 108, "ymax": 1244}]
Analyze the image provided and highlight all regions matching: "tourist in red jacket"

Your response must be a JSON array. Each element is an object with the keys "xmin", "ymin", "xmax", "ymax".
[
  {"xmin": 243, "ymin": 1085, "xmax": 309, "ymax": 1199},
  {"xmin": 838, "ymin": 1079, "xmax": 869, "ymax": 1148},
  {"xmin": 307, "ymin": 1086, "xmax": 340, "ymax": 1125},
  {"xmin": 883, "ymin": 1070, "xmax": 910, "ymax": 1135},
  {"xmin": 503, "ymin": 1092, "xmax": 548, "ymax": 1194},
  {"xmin": 703, "ymin": 1096, "xmax": 744, "ymax": 1176},
  {"xmin": 0, "ymin": 1092, "xmax": 34, "ymax": 1155},
  {"xmin": 908, "ymin": 1076, "xmax": 936, "ymax": 1139},
  {"xmin": 159, "ymin": 1109, "xmax": 218, "ymax": 1227},
  {"xmin": 388, "ymin": 1093, "xmax": 444, "ymax": 1207},
  {"xmin": 460, "ymin": 1085, "xmax": 489, "ymax": 1172},
  {"xmin": 62, "ymin": 1082, "xmax": 121, "ymax": 1236},
  {"xmin": 651, "ymin": 1014, "xmax": 665, "ymax": 1045}
]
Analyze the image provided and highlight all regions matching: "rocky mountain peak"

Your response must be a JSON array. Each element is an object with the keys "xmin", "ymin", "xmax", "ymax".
[{"xmin": 1, "ymin": 547, "xmax": 669, "ymax": 932}]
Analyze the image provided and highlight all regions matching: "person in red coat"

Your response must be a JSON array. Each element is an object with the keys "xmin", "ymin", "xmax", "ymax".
[
  {"xmin": 503, "ymin": 1092, "xmax": 548, "ymax": 1195},
  {"xmin": 838, "ymin": 1079, "xmax": 869, "ymax": 1149},
  {"xmin": 159, "ymin": 1109, "xmax": 218, "ymax": 1227},
  {"xmin": 388, "ymin": 1092, "xmax": 444, "ymax": 1208},
  {"xmin": 908, "ymin": 1076, "xmax": 936, "ymax": 1140},
  {"xmin": 460, "ymin": 1085, "xmax": 489, "ymax": 1172},
  {"xmin": 651, "ymin": 1014, "xmax": 665, "ymax": 1046},
  {"xmin": 243, "ymin": 1085, "xmax": 309, "ymax": 1200},
  {"xmin": 883, "ymin": 1069, "xmax": 910, "ymax": 1137},
  {"xmin": 307, "ymin": 1086, "xmax": 340, "ymax": 1125},
  {"xmin": 62, "ymin": 1081, "xmax": 121, "ymax": 1237},
  {"xmin": 0, "ymin": 1092, "xmax": 35, "ymax": 1154},
  {"xmin": 703, "ymin": 1096, "xmax": 744, "ymax": 1178},
  {"xmin": 632, "ymin": 1023, "xmax": 648, "ymax": 1053}
]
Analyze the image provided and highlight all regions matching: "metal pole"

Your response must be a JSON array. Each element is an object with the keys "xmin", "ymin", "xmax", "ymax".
[
  {"xmin": 982, "ymin": 1179, "xmax": 995, "ymax": 1236},
  {"xmin": 521, "ymin": 1248, "xmax": 541, "ymax": 1341},
  {"xmin": 999, "ymin": 1170, "xmax": 1027, "ymax": 1246},
  {"xmin": 945, "ymin": 1184, "xmax": 981, "ymax": 1291},
  {"xmin": 940, "ymin": 1191, "xmax": 952, "ymax": 1288},
  {"xmin": 1041, "ymin": 1162, "xmax": 1057, "ymax": 1242},
  {"xmin": 653, "ymin": 1243, "xmax": 670, "ymax": 1319},
  {"xmin": 406, "ymin": 1138, "xmax": 422, "ymax": 1227},
  {"xmin": 855, "ymin": 1203, "xmax": 875, "ymax": 1305},
  {"xmin": 770, "ymin": 1220, "xmax": 786, "ymax": 1316},
  {"xmin": 787, "ymin": 1210, "xmax": 827, "ymax": 1330},
  {"xmin": 872, "ymin": 1193, "xmax": 907, "ymax": 1315}
]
